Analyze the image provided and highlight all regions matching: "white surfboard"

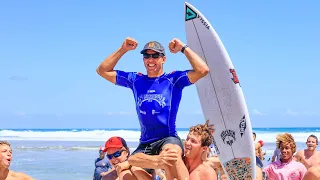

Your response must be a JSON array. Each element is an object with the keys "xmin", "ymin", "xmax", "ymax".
[{"xmin": 184, "ymin": 2, "xmax": 256, "ymax": 179}]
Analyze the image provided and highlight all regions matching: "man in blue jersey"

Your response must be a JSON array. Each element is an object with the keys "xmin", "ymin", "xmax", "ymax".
[{"xmin": 96, "ymin": 37, "xmax": 209, "ymax": 179}]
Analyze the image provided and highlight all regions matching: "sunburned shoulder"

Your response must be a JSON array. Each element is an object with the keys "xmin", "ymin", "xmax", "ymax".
[{"xmin": 8, "ymin": 171, "xmax": 35, "ymax": 180}]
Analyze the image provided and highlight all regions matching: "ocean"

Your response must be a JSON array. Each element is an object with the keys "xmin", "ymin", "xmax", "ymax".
[{"xmin": 1, "ymin": 127, "xmax": 320, "ymax": 180}]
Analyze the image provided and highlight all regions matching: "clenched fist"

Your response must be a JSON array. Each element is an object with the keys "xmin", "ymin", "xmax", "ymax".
[
  {"xmin": 121, "ymin": 37, "xmax": 138, "ymax": 51},
  {"xmin": 168, "ymin": 38, "xmax": 185, "ymax": 54}
]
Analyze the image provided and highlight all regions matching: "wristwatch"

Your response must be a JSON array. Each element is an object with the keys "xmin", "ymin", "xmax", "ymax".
[{"xmin": 181, "ymin": 44, "xmax": 188, "ymax": 53}]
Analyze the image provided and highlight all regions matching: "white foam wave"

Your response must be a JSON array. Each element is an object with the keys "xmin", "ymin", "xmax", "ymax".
[
  {"xmin": 1, "ymin": 130, "xmax": 317, "ymax": 143},
  {"xmin": 0, "ymin": 130, "xmax": 190, "ymax": 142},
  {"xmin": 256, "ymin": 132, "xmax": 320, "ymax": 144}
]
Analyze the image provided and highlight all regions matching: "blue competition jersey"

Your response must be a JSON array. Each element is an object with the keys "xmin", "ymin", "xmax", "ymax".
[{"xmin": 115, "ymin": 70, "xmax": 193, "ymax": 143}]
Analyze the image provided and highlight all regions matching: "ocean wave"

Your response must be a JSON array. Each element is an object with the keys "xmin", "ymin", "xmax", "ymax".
[
  {"xmin": 14, "ymin": 145, "xmax": 138, "ymax": 153},
  {"xmin": 0, "ymin": 129, "xmax": 318, "ymax": 143},
  {"xmin": 0, "ymin": 129, "xmax": 190, "ymax": 142}
]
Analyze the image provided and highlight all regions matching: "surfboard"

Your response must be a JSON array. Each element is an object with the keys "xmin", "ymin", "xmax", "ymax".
[{"xmin": 184, "ymin": 2, "xmax": 256, "ymax": 179}]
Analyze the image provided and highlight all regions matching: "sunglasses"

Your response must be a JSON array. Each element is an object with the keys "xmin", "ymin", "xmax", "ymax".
[
  {"xmin": 106, "ymin": 149, "xmax": 124, "ymax": 160},
  {"xmin": 143, "ymin": 53, "xmax": 163, "ymax": 59}
]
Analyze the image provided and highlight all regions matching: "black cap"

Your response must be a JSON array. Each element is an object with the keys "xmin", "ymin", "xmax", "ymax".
[{"xmin": 140, "ymin": 41, "xmax": 166, "ymax": 55}]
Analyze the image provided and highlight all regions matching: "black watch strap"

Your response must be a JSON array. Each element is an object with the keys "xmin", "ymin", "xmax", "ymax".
[{"xmin": 181, "ymin": 45, "xmax": 188, "ymax": 53}]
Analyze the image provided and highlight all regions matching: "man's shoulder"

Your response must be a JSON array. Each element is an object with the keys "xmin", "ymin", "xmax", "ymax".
[
  {"xmin": 117, "ymin": 71, "xmax": 146, "ymax": 78},
  {"xmin": 165, "ymin": 70, "xmax": 189, "ymax": 76},
  {"xmin": 123, "ymin": 72, "xmax": 145, "ymax": 84},
  {"xmin": 9, "ymin": 171, "xmax": 35, "ymax": 180},
  {"xmin": 163, "ymin": 70, "xmax": 190, "ymax": 82},
  {"xmin": 303, "ymin": 165, "xmax": 320, "ymax": 180},
  {"xmin": 192, "ymin": 163, "xmax": 216, "ymax": 179},
  {"xmin": 296, "ymin": 150, "xmax": 304, "ymax": 156},
  {"xmin": 199, "ymin": 163, "xmax": 216, "ymax": 173}
]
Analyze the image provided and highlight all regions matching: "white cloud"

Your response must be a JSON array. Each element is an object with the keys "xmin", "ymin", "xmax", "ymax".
[
  {"xmin": 9, "ymin": 76, "xmax": 28, "ymax": 81},
  {"xmin": 252, "ymin": 109, "xmax": 264, "ymax": 116},
  {"xmin": 55, "ymin": 113, "xmax": 63, "ymax": 117},
  {"xmin": 301, "ymin": 111, "xmax": 320, "ymax": 117},
  {"xmin": 14, "ymin": 112, "xmax": 33, "ymax": 116},
  {"xmin": 285, "ymin": 109, "xmax": 298, "ymax": 116},
  {"xmin": 15, "ymin": 112, "xmax": 27, "ymax": 116}
]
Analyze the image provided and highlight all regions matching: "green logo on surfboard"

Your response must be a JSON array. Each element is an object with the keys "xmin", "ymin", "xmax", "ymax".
[{"xmin": 185, "ymin": 6, "xmax": 197, "ymax": 21}]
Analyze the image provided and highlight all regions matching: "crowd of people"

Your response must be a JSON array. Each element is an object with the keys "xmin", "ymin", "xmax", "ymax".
[
  {"xmin": 254, "ymin": 133, "xmax": 320, "ymax": 180},
  {"xmin": 1, "ymin": 38, "xmax": 320, "ymax": 180}
]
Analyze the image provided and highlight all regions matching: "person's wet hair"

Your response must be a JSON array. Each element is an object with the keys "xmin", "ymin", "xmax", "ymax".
[
  {"xmin": 189, "ymin": 123, "xmax": 213, "ymax": 147},
  {"xmin": 0, "ymin": 141, "xmax": 11, "ymax": 147}
]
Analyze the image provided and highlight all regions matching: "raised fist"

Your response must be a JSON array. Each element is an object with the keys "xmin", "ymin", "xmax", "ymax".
[
  {"xmin": 168, "ymin": 38, "xmax": 185, "ymax": 54},
  {"xmin": 121, "ymin": 37, "xmax": 138, "ymax": 51}
]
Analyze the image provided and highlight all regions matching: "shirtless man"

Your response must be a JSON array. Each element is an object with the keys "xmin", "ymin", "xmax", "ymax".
[
  {"xmin": 303, "ymin": 165, "xmax": 320, "ymax": 180},
  {"xmin": 183, "ymin": 121, "xmax": 217, "ymax": 180},
  {"xmin": 0, "ymin": 141, "xmax": 35, "ymax": 180},
  {"xmin": 295, "ymin": 135, "xmax": 320, "ymax": 169}
]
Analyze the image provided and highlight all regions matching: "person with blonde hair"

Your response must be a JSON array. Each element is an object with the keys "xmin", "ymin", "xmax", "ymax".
[
  {"xmin": 0, "ymin": 141, "xmax": 35, "ymax": 180},
  {"xmin": 263, "ymin": 133, "xmax": 307, "ymax": 179}
]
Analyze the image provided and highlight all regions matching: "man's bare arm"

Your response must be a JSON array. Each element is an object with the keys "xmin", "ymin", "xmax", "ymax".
[
  {"xmin": 101, "ymin": 169, "xmax": 118, "ymax": 180},
  {"xmin": 128, "ymin": 149, "xmax": 178, "ymax": 170},
  {"xmin": 96, "ymin": 48, "xmax": 128, "ymax": 84},
  {"xmin": 293, "ymin": 150, "xmax": 303, "ymax": 162},
  {"xmin": 128, "ymin": 153, "xmax": 164, "ymax": 170},
  {"xmin": 96, "ymin": 37, "xmax": 137, "ymax": 84},
  {"xmin": 183, "ymin": 46, "xmax": 209, "ymax": 84}
]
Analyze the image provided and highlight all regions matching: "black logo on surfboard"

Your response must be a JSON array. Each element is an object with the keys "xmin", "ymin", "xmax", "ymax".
[
  {"xmin": 185, "ymin": 5, "xmax": 197, "ymax": 21},
  {"xmin": 221, "ymin": 130, "xmax": 236, "ymax": 146},
  {"xmin": 239, "ymin": 115, "xmax": 246, "ymax": 137}
]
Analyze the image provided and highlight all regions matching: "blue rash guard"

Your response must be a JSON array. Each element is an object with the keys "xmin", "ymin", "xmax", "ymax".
[{"xmin": 115, "ymin": 70, "xmax": 193, "ymax": 143}]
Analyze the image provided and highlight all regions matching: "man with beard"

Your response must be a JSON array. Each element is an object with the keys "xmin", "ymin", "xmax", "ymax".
[
  {"xmin": 294, "ymin": 135, "xmax": 320, "ymax": 169},
  {"xmin": 263, "ymin": 133, "xmax": 307, "ymax": 179},
  {"xmin": 0, "ymin": 141, "xmax": 35, "ymax": 180}
]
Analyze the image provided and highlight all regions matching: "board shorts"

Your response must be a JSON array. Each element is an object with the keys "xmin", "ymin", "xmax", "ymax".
[
  {"xmin": 131, "ymin": 136, "xmax": 184, "ymax": 174},
  {"xmin": 256, "ymin": 156, "xmax": 263, "ymax": 168}
]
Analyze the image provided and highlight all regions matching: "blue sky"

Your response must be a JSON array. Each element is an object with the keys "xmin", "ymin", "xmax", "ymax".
[{"xmin": 1, "ymin": 0, "xmax": 319, "ymax": 129}]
